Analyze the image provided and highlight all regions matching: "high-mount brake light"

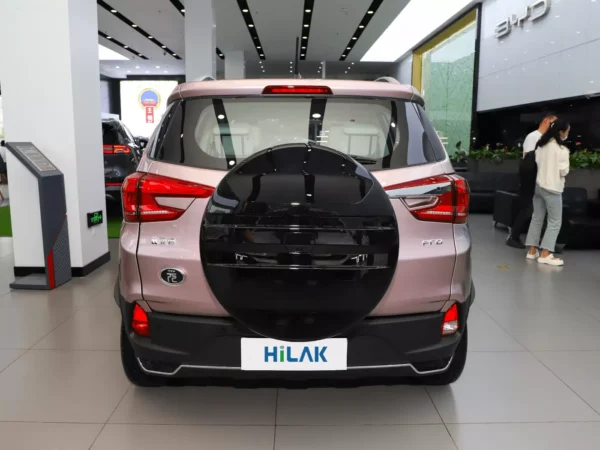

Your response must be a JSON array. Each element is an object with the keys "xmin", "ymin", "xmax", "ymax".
[
  {"xmin": 121, "ymin": 172, "xmax": 214, "ymax": 223},
  {"xmin": 262, "ymin": 85, "xmax": 333, "ymax": 95}
]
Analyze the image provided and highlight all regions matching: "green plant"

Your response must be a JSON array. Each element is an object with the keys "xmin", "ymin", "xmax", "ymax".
[{"xmin": 570, "ymin": 150, "xmax": 600, "ymax": 170}]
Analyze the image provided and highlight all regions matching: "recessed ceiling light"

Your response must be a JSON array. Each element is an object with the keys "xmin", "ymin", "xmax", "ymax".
[
  {"xmin": 164, "ymin": 70, "xmax": 169, "ymax": 73},
  {"xmin": 219, "ymin": 53, "xmax": 224, "ymax": 57},
  {"xmin": 243, "ymin": 8, "xmax": 249, "ymax": 12},
  {"xmin": 161, "ymin": 45, "xmax": 166, "ymax": 48},
  {"xmin": 342, "ymin": 54, "xmax": 346, "ymax": 57},
  {"xmin": 290, "ymin": 70, "xmax": 293, "ymax": 73},
  {"xmin": 218, "ymin": 114, "xmax": 225, "ymax": 119},
  {"xmin": 107, "ymin": 36, "xmax": 112, "ymax": 39},
  {"xmin": 304, "ymin": 24, "xmax": 309, "ymax": 27},
  {"xmin": 312, "ymin": 113, "xmax": 322, "ymax": 119},
  {"xmin": 348, "ymin": 67, "xmax": 351, "ymax": 69},
  {"xmin": 260, "ymin": 54, "xmax": 264, "ymax": 56},
  {"xmin": 111, "ymin": 9, "xmax": 117, "ymax": 13},
  {"xmin": 148, "ymin": 36, "xmax": 153, "ymax": 39},
  {"xmin": 155, "ymin": 65, "xmax": 160, "ymax": 68},
  {"xmin": 352, "ymin": 37, "xmax": 358, "ymax": 40},
  {"xmin": 301, "ymin": 54, "xmax": 305, "ymax": 56},
  {"xmin": 257, "ymin": 46, "xmax": 261, "ymax": 49},
  {"xmin": 138, "ymin": 53, "xmax": 143, "ymax": 56},
  {"xmin": 181, "ymin": 9, "xmax": 185, "ymax": 12},
  {"xmin": 367, "ymin": 10, "xmax": 374, "ymax": 14},
  {"xmin": 132, "ymin": 24, "xmax": 137, "ymax": 27},
  {"xmin": 302, "ymin": 46, "xmax": 306, "ymax": 49},
  {"xmin": 249, "ymin": 24, "xmax": 254, "ymax": 27},
  {"xmin": 347, "ymin": 47, "xmax": 351, "ymax": 50},
  {"xmin": 302, "ymin": 36, "xmax": 307, "ymax": 39},
  {"xmin": 351, "ymin": 62, "xmax": 355, "ymax": 65},
  {"xmin": 127, "ymin": 70, "xmax": 131, "ymax": 73},
  {"xmin": 173, "ymin": 53, "xmax": 177, "ymax": 56},
  {"xmin": 262, "ymin": 70, "xmax": 265, "ymax": 72},
  {"xmin": 116, "ymin": 66, "xmax": 120, "ymax": 68},
  {"xmin": 359, "ymin": 25, "xmax": 365, "ymax": 28},
  {"xmin": 305, "ymin": 9, "xmax": 311, "ymax": 12},
  {"xmin": 135, "ymin": 65, "xmax": 140, "ymax": 69},
  {"xmin": 145, "ymin": 71, "xmax": 150, "ymax": 74},
  {"xmin": 124, "ymin": 45, "xmax": 128, "ymax": 48}
]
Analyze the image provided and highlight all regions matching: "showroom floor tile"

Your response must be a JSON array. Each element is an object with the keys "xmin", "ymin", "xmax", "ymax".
[{"xmin": 0, "ymin": 215, "xmax": 599, "ymax": 449}]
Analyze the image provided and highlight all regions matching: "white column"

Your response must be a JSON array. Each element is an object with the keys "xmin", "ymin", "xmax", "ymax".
[
  {"xmin": 0, "ymin": 0, "xmax": 108, "ymax": 271},
  {"xmin": 224, "ymin": 51, "xmax": 246, "ymax": 79},
  {"xmin": 185, "ymin": 0, "xmax": 217, "ymax": 81}
]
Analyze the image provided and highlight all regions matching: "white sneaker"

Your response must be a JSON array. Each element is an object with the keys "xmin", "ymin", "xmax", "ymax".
[
  {"xmin": 537, "ymin": 254, "xmax": 564, "ymax": 266},
  {"xmin": 526, "ymin": 250, "xmax": 539, "ymax": 260}
]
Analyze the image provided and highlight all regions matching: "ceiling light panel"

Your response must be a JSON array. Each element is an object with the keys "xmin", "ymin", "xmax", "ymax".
[
  {"xmin": 362, "ymin": 0, "xmax": 473, "ymax": 62},
  {"xmin": 98, "ymin": 31, "xmax": 148, "ymax": 59},
  {"xmin": 97, "ymin": 0, "xmax": 182, "ymax": 59},
  {"xmin": 236, "ymin": 0, "xmax": 266, "ymax": 59},
  {"xmin": 299, "ymin": 0, "xmax": 315, "ymax": 60},
  {"xmin": 216, "ymin": 47, "xmax": 225, "ymax": 60},
  {"xmin": 338, "ymin": 0, "xmax": 384, "ymax": 61}
]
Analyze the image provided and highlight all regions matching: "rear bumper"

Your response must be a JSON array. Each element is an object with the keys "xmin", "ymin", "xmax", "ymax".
[{"xmin": 118, "ymin": 286, "xmax": 473, "ymax": 381}]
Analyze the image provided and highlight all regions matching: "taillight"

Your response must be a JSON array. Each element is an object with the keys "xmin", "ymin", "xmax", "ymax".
[
  {"xmin": 385, "ymin": 174, "xmax": 470, "ymax": 224},
  {"xmin": 121, "ymin": 172, "xmax": 214, "ymax": 223},
  {"xmin": 442, "ymin": 303, "xmax": 459, "ymax": 336},
  {"xmin": 132, "ymin": 304, "xmax": 150, "ymax": 337},
  {"xmin": 103, "ymin": 144, "xmax": 130, "ymax": 154},
  {"xmin": 262, "ymin": 85, "xmax": 332, "ymax": 95}
]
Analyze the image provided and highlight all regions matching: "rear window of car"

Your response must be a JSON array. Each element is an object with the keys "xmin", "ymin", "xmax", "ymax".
[
  {"xmin": 150, "ymin": 97, "xmax": 446, "ymax": 171},
  {"xmin": 102, "ymin": 121, "xmax": 128, "ymax": 146}
]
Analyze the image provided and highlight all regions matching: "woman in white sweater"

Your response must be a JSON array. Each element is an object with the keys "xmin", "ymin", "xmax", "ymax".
[{"xmin": 525, "ymin": 119, "xmax": 571, "ymax": 266}]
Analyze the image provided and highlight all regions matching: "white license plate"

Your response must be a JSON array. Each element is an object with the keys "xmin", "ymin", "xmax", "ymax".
[{"xmin": 241, "ymin": 338, "xmax": 348, "ymax": 371}]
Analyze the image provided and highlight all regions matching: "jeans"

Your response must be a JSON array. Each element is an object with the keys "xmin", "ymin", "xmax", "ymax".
[{"xmin": 525, "ymin": 184, "xmax": 563, "ymax": 252}]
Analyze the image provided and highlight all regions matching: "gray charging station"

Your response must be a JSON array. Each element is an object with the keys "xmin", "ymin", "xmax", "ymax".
[{"xmin": 5, "ymin": 142, "xmax": 72, "ymax": 290}]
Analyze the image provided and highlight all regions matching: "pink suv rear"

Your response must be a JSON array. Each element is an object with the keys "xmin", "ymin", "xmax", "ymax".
[{"xmin": 116, "ymin": 78, "xmax": 473, "ymax": 387}]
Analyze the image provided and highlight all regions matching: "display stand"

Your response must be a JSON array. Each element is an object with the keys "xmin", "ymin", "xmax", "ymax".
[{"xmin": 5, "ymin": 142, "xmax": 71, "ymax": 290}]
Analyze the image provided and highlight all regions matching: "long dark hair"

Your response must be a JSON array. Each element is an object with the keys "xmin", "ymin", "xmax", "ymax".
[{"xmin": 536, "ymin": 118, "xmax": 570, "ymax": 149}]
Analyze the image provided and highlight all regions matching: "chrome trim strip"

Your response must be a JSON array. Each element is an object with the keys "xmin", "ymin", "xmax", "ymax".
[{"xmin": 137, "ymin": 357, "xmax": 453, "ymax": 377}]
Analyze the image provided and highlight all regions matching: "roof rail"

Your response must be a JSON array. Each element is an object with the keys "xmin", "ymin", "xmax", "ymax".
[{"xmin": 375, "ymin": 76, "xmax": 400, "ymax": 84}]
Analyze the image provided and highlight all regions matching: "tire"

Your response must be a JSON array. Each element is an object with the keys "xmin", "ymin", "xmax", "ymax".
[
  {"xmin": 120, "ymin": 323, "xmax": 165, "ymax": 387},
  {"xmin": 421, "ymin": 325, "xmax": 468, "ymax": 386}
]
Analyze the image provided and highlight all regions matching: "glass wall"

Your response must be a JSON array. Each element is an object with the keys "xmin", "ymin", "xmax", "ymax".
[{"xmin": 413, "ymin": 10, "xmax": 478, "ymax": 156}]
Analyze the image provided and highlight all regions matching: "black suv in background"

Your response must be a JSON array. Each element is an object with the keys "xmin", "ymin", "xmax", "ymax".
[{"xmin": 102, "ymin": 119, "xmax": 146, "ymax": 200}]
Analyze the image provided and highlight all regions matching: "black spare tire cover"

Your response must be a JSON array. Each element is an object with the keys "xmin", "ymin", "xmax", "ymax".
[{"xmin": 201, "ymin": 144, "xmax": 399, "ymax": 341}]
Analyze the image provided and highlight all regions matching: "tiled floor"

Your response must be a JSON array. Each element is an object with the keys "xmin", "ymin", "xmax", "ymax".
[{"xmin": 0, "ymin": 214, "xmax": 599, "ymax": 449}]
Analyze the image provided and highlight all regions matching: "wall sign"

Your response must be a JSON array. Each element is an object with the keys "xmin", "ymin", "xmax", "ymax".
[
  {"xmin": 495, "ymin": 0, "xmax": 550, "ymax": 39},
  {"xmin": 87, "ymin": 210, "xmax": 104, "ymax": 228},
  {"xmin": 138, "ymin": 88, "xmax": 160, "ymax": 124}
]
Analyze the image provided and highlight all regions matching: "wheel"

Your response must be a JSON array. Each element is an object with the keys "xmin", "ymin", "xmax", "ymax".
[
  {"xmin": 421, "ymin": 325, "xmax": 468, "ymax": 386},
  {"xmin": 120, "ymin": 323, "xmax": 165, "ymax": 387}
]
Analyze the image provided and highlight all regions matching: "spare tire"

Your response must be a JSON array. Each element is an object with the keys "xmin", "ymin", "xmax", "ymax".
[{"xmin": 201, "ymin": 144, "xmax": 399, "ymax": 341}]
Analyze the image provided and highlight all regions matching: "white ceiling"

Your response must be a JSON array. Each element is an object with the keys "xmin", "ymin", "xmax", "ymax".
[{"xmin": 98, "ymin": 0, "xmax": 410, "ymax": 78}]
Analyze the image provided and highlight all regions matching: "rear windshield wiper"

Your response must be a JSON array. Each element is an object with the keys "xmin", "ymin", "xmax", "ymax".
[{"xmin": 347, "ymin": 155, "xmax": 378, "ymax": 165}]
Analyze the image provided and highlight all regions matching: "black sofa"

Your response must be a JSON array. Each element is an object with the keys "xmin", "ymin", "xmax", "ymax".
[
  {"xmin": 462, "ymin": 172, "xmax": 520, "ymax": 213},
  {"xmin": 493, "ymin": 187, "xmax": 600, "ymax": 249}
]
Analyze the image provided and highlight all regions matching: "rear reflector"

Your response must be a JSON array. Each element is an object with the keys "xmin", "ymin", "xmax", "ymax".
[
  {"xmin": 103, "ymin": 144, "xmax": 130, "ymax": 154},
  {"xmin": 105, "ymin": 182, "xmax": 123, "ymax": 187},
  {"xmin": 122, "ymin": 172, "xmax": 214, "ymax": 223},
  {"xmin": 442, "ymin": 303, "xmax": 459, "ymax": 336},
  {"xmin": 132, "ymin": 304, "xmax": 150, "ymax": 337},
  {"xmin": 262, "ymin": 85, "xmax": 332, "ymax": 95},
  {"xmin": 385, "ymin": 174, "xmax": 470, "ymax": 224}
]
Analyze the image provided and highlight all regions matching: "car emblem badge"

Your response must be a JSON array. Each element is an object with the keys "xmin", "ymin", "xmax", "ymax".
[
  {"xmin": 151, "ymin": 237, "xmax": 176, "ymax": 245},
  {"xmin": 160, "ymin": 268, "xmax": 184, "ymax": 285}
]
